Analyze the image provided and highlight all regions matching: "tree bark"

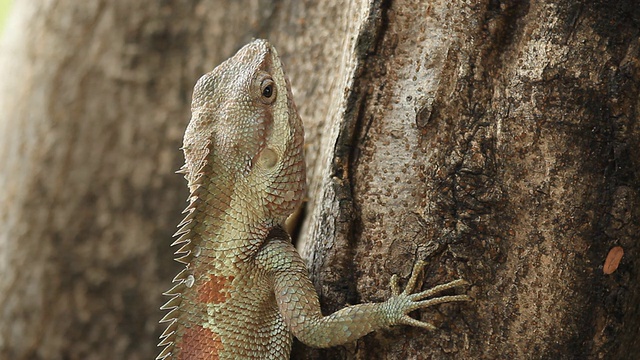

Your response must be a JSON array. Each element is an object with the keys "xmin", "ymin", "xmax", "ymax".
[
  {"xmin": 295, "ymin": 0, "xmax": 640, "ymax": 359},
  {"xmin": 0, "ymin": 1, "xmax": 638, "ymax": 360}
]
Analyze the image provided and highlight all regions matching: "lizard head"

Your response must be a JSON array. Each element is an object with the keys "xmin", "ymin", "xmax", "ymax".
[{"xmin": 182, "ymin": 39, "xmax": 306, "ymax": 227}]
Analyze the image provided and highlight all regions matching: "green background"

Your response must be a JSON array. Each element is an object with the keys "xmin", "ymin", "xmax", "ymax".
[{"xmin": 0, "ymin": 0, "xmax": 13, "ymax": 35}]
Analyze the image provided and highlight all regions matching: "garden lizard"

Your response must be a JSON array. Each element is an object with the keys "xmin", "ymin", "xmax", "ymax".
[{"xmin": 157, "ymin": 39, "xmax": 470, "ymax": 360}]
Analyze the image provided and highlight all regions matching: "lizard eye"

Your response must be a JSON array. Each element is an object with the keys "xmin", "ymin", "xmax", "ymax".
[
  {"xmin": 260, "ymin": 78, "xmax": 277, "ymax": 104},
  {"xmin": 262, "ymin": 84, "xmax": 273, "ymax": 98}
]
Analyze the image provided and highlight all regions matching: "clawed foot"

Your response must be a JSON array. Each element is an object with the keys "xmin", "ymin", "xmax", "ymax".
[{"xmin": 385, "ymin": 260, "xmax": 470, "ymax": 330}]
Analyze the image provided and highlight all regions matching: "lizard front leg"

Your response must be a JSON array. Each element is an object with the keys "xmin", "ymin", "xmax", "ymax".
[{"xmin": 256, "ymin": 234, "xmax": 470, "ymax": 349}]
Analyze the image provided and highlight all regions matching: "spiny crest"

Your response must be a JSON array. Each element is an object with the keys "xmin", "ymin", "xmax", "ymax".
[{"xmin": 157, "ymin": 143, "xmax": 212, "ymax": 359}]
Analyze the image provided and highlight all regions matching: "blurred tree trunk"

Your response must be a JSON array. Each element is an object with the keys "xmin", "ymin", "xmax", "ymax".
[
  {"xmin": 0, "ymin": 1, "xmax": 268, "ymax": 359},
  {"xmin": 0, "ymin": 1, "xmax": 638, "ymax": 360}
]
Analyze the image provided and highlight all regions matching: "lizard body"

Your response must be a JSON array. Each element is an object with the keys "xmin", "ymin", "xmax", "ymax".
[{"xmin": 158, "ymin": 39, "xmax": 469, "ymax": 360}]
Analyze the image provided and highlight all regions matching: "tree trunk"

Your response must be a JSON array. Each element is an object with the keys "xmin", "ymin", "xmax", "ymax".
[
  {"xmin": 296, "ymin": 0, "xmax": 640, "ymax": 359},
  {"xmin": 0, "ymin": 1, "xmax": 638, "ymax": 360},
  {"xmin": 0, "ymin": 1, "xmax": 267, "ymax": 358}
]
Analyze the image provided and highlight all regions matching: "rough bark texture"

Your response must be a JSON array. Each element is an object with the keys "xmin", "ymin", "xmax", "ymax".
[
  {"xmin": 296, "ymin": 0, "xmax": 640, "ymax": 358},
  {"xmin": 0, "ymin": 1, "xmax": 638, "ymax": 360}
]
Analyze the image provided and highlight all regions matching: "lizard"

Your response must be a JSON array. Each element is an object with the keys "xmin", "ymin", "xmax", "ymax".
[{"xmin": 157, "ymin": 39, "xmax": 470, "ymax": 360}]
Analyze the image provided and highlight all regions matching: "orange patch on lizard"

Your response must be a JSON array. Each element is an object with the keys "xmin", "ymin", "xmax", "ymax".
[
  {"xmin": 178, "ymin": 325, "xmax": 223, "ymax": 360},
  {"xmin": 197, "ymin": 274, "xmax": 235, "ymax": 303}
]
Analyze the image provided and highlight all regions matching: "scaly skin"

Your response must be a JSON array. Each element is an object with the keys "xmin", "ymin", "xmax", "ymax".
[{"xmin": 158, "ymin": 39, "xmax": 470, "ymax": 360}]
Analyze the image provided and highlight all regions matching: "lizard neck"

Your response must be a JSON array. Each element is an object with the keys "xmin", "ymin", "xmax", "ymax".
[{"xmin": 179, "ymin": 153, "xmax": 276, "ymax": 266}]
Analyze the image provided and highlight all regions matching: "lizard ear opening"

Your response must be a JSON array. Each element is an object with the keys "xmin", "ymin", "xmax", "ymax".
[{"xmin": 256, "ymin": 147, "xmax": 279, "ymax": 170}]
